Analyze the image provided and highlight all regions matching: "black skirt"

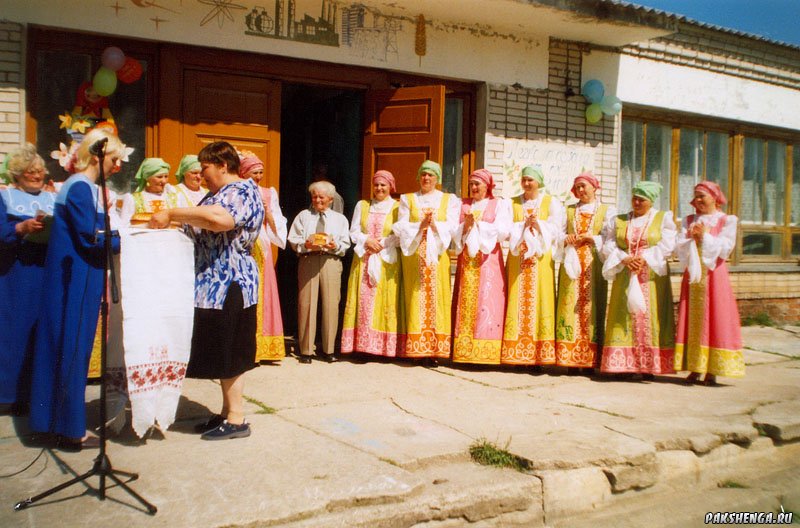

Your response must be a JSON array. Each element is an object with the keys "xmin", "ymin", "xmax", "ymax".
[{"xmin": 187, "ymin": 282, "xmax": 258, "ymax": 379}]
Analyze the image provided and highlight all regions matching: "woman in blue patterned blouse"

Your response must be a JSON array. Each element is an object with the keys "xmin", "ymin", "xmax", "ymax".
[{"xmin": 149, "ymin": 141, "xmax": 264, "ymax": 441}]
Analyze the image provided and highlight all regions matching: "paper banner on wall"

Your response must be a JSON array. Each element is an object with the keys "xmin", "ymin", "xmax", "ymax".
[{"xmin": 502, "ymin": 139, "xmax": 595, "ymax": 201}]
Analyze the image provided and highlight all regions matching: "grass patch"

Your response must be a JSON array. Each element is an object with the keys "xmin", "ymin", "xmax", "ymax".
[
  {"xmin": 469, "ymin": 438, "xmax": 530, "ymax": 473},
  {"xmin": 379, "ymin": 457, "xmax": 400, "ymax": 467},
  {"xmin": 718, "ymin": 480, "xmax": 748, "ymax": 489},
  {"xmin": 741, "ymin": 312, "xmax": 776, "ymax": 327},
  {"xmin": 243, "ymin": 394, "xmax": 277, "ymax": 414}
]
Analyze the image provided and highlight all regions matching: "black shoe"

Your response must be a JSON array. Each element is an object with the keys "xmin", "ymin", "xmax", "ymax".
[
  {"xmin": 299, "ymin": 356, "xmax": 312, "ymax": 364},
  {"xmin": 56, "ymin": 435, "xmax": 101, "ymax": 452},
  {"xmin": 322, "ymin": 355, "xmax": 337, "ymax": 363},
  {"xmin": 642, "ymin": 373, "xmax": 655, "ymax": 381},
  {"xmin": 422, "ymin": 357, "xmax": 438, "ymax": 368},
  {"xmin": 194, "ymin": 414, "xmax": 224, "ymax": 434},
  {"xmin": 201, "ymin": 420, "xmax": 251, "ymax": 440}
]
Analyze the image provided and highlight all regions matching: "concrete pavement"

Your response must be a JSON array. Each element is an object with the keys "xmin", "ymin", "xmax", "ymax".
[{"xmin": 1, "ymin": 325, "xmax": 799, "ymax": 527}]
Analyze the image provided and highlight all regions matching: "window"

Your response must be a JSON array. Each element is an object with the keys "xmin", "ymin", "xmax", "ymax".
[
  {"xmin": 441, "ymin": 97, "xmax": 464, "ymax": 195},
  {"xmin": 619, "ymin": 121, "xmax": 670, "ymax": 212},
  {"xmin": 621, "ymin": 116, "xmax": 799, "ymax": 262},
  {"xmin": 28, "ymin": 29, "xmax": 154, "ymax": 194}
]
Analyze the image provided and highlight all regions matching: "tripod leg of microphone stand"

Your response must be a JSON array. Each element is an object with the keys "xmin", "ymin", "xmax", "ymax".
[
  {"xmin": 105, "ymin": 470, "xmax": 158, "ymax": 514},
  {"xmin": 14, "ymin": 466, "xmax": 97, "ymax": 511}
]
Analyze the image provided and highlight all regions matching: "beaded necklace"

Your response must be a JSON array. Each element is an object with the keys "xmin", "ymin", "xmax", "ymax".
[
  {"xmin": 573, "ymin": 200, "xmax": 599, "ymax": 237},
  {"xmin": 626, "ymin": 208, "xmax": 654, "ymax": 257}
]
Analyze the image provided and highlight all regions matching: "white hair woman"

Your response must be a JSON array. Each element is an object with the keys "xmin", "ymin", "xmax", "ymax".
[
  {"xmin": 0, "ymin": 144, "xmax": 55, "ymax": 414},
  {"xmin": 29, "ymin": 128, "xmax": 125, "ymax": 450},
  {"xmin": 288, "ymin": 180, "xmax": 351, "ymax": 363}
]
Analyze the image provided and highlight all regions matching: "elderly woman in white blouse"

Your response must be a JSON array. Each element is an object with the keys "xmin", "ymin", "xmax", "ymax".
[
  {"xmin": 600, "ymin": 180, "xmax": 676, "ymax": 380},
  {"xmin": 451, "ymin": 168, "xmax": 511, "ymax": 365},
  {"xmin": 393, "ymin": 160, "xmax": 460, "ymax": 365},
  {"xmin": 501, "ymin": 165, "xmax": 564, "ymax": 367},
  {"xmin": 674, "ymin": 181, "xmax": 744, "ymax": 386}
]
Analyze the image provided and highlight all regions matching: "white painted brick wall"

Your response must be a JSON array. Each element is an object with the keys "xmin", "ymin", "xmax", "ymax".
[{"xmin": 0, "ymin": 20, "xmax": 23, "ymax": 164}]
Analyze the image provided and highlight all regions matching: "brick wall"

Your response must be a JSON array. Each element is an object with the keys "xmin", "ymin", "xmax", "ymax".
[
  {"xmin": 622, "ymin": 25, "xmax": 800, "ymax": 90},
  {"xmin": 484, "ymin": 39, "xmax": 619, "ymax": 202},
  {"xmin": 0, "ymin": 20, "xmax": 23, "ymax": 162}
]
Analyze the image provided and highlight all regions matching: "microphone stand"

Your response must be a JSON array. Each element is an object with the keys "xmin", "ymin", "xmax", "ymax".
[{"xmin": 15, "ymin": 139, "xmax": 157, "ymax": 514}]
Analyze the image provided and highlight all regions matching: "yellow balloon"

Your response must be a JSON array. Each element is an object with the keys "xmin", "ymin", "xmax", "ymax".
[
  {"xmin": 585, "ymin": 103, "xmax": 603, "ymax": 124},
  {"xmin": 92, "ymin": 67, "xmax": 117, "ymax": 97}
]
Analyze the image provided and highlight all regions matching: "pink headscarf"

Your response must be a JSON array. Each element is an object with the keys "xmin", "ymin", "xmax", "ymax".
[
  {"xmin": 469, "ymin": 168, "xmax": 495, "ymax": 199},
  {"xmin": 692, "ymin": 181, "xmax": 727, "ymax": 206},
  {"xmin": 238, "ymin": 154, "xmax": 264, "ymax": 178},
  {"xmin": 373, "ymin": 169, "xmax": 396, "ymax": 193},
  {"xmin": 571, "ymin": 171, "xmax": 600, "ymax": 197}
]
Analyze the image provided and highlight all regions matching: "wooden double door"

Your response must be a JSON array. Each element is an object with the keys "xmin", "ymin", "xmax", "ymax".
[{"xmin": 158, "ymin": 47, "xmax": 446, "ymax": 199}]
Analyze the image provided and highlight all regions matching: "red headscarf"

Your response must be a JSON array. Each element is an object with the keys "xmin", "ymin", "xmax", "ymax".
[
  {"xmin": 692, "ymin": 181, "xmax": 727, "ymax": 206},
  {"xmin": 373, "ymin": 170, "xmax": 396, "ymax": 193},
  {"xmin": 238, "ymin": 154, "xmax": 264, "ymax": 178},
  {"xmin": 571, "ymin": 171, "xmax": 600, "ymax": 198},
  {"xmin": 469, "ymin": 168, "xmax": 495, "ymax": 199}
]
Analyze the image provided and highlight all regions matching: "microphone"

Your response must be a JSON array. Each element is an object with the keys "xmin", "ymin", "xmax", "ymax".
[{"xmin": 89, "ymin": 137, "xmax": 109, "ymax": 156}]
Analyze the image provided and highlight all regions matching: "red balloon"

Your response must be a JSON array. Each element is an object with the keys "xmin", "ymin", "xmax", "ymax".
[{"xmin": 116, "ymin": 57, "xmax": 143, "ymax": 84}]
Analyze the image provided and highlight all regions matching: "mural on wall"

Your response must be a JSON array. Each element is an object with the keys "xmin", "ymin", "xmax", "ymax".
[
  {"xmin": 244, "ymin": 0, "xmax": 339, "ymax": 47},
  {"xmin": 200, "ymin": 0, "xmax": 247, "ymax": 28},
  {"xmin": 340, "ymin": 3, "xmax": 402, "ymax": 62},
  {"xmin": 125, "ymin": 0, "xmax": 180, "ymax": 30},
  {"xmin": 502, "ymin": 139, "xmax": 595, "ymax": 202},
  {"xmin": 339, "ymin": 4, "xmax": 406, "ymax": 61}
]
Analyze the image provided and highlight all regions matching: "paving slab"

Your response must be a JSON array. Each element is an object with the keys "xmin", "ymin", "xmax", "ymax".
[
  {"xmin": 0, "ymin": 413, "xmax": 422, "ymax": 528},
  {"xmin": 741, "ymin": 327, "xmax": 800, "ymax": 358},
  {"xmin": 280, "ymin": 399, "xmax": 472, "ymax": 469},
  {"xmin": 1, "ymin": 326, "xmax": 800, "ymax": 527},
  {"xmin": 752, "ymin": 400, "xmax": 800, "ymax": 442}
]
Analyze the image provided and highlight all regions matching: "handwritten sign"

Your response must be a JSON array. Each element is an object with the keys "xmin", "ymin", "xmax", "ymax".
[{"xmin": 501, "ymin": 139, "xmax": 595, "ymax": 201}]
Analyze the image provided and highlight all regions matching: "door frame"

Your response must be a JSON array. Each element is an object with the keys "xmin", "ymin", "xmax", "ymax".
[{"xmin": 26, "ymin": 28, "xmax": 478, "ymax": 196}]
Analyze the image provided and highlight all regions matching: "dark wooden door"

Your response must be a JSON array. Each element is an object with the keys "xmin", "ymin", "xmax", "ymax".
[
  {"xmin": 362, "ymin": 85, "xmax": 445, "ymax": 197},
  {"xmin": 159, "ymin": 63, "xmax": 281, "ymax": 191}
]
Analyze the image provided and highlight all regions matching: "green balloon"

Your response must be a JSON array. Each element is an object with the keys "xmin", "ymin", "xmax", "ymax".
[
  {"xmin": 601, "ymin": 95, "xmax": 622, "ymax": 116},
  {"xmin": 92, "ymin": 66, "xmax": 117, "ymax": 97},
  {"xmin": 585, "ymin": 103, "xmax": 603, "ymax": 124}
]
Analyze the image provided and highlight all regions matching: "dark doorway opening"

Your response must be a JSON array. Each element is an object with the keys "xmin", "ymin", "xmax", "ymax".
[{"xmin": 276, "ymin": 83, "xmax": 363, "ymax": 344}]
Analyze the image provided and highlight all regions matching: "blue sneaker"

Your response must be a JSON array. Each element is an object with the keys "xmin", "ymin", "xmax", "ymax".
[{"xmin": 200, "ymin": 420, "xmax": 251, "ymax": 440}]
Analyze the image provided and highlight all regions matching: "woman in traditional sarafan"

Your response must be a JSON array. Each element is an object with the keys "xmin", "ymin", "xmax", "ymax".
[
  {"xmin": 451, "ymin": 169, "xmax": 511, "ymax": 365},
  {"xmin": 393, "ymin": 160, "xmax": 460, "ymax": 364},
  {"xmin": 674, "ymin": 181, "xmax": 744, "ymax": 386},
  {"xmin": 501, "ymin": 166, "xmax": 564, "ymax": 367},
  {"xmin": 239, "ymin": 152, "xmax": 287, "ymax": 361},
  {"xmin": 554, "ymin": 171, "xmax": 616, "ymax": 374},
  {"xmin": 341, "ymin": 170, "xmax": 404, "ymax": 358},
  {"xmin": 0, "ymin": 144, "xmax": 55, "ymax": 413},
  {"xmin": 120, "ymin": 158, "xmax": 178, "ymax": 226},
  {"xmin": 601, "ymin": 181, "xmax": 676, "ymax": 379}
]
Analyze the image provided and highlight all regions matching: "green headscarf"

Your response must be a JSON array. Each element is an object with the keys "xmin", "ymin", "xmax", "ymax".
[
  {"xmin": 520, "ymin": 165, "xmax": 545, "ymax": 187},
  {"xmin": 0, "ymin": 155, "xmax": 9, "ymax": 185},
  {"xmin": 417, "ymin": 160, "xmax": 441, "ymax": 181},
  {"xmin": 175, "ymin": 154, "xmax": 200, "ymax": 184},
  {"xmin": 134, "ymin": 158, "xmax": 171, "ymax": 192},
  {"xmin": 632, "ymin": 181, "xmax": 662, "ymax": 203}
]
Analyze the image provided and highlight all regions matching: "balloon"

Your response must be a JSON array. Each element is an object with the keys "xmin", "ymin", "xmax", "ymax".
[
  {"xmin": 585, "ymin": 103, "xmax": 603, "ymax": 124},
  {"xmin": 116, "ymin": 56, "xmax": 143, "ymax": 84},
  {"xmin": 600, "ymin": 95, "xmax": 622, "ymax": 116},
  {"xmin": 101, "ymin": 46, "xmax": 126, "ymax": 71},
  {"xmin": 92, "ymin": 67, "xmax": 117, "ymax": 97},
  {"xmin": 582, "ymin": 79, "xmax": 605, "ymax": 104}
]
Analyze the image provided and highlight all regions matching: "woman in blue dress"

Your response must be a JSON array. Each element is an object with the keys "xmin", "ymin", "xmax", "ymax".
[
  {"xmin": 28, "ymin": 128, "xmax": 125, "ymax": 449},
  {"xmin": 0, "ymin": 144, "xmax": 55, "ymax": 414}
]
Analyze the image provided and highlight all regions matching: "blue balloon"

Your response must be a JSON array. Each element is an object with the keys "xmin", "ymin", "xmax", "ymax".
[
  {"xmin": 582, "ymin": 80, "xmax": 605, "ymax": 104},
  {"xmin": 601, "ymin": 95, "xmax": 622, "ymax": 116}
]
